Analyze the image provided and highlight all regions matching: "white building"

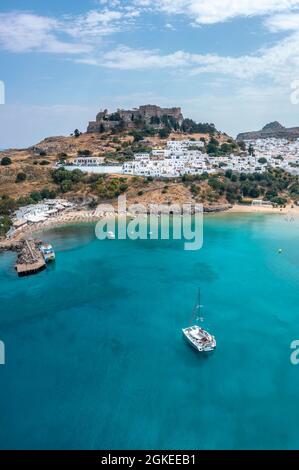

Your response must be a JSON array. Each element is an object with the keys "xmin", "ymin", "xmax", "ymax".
[
  {"xmin": 10, "ymin": 199, "xmax": 75, "ymax": 237},
  {"xmin": 123, "ymin": 137, "xmax": 299, "ymax": 178},
  {"xmin": 166, "ymin": 140, "xmax": 205, "ymax": 151},
  {"xmin": 134, "ymin": 153, "xmax": 151, "ymax": 161},
  {"xmin": 72, "ymin": 157, "xmax": 105, "ymax": 166},
  {"xmin": 244, "ymin": 138, "xmax": 299, "ymax": 175}
]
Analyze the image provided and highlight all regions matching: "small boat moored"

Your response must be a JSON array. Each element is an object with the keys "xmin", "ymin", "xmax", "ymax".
[
  {"xmin": 40, "ymin": 244, "xmax": 56, "ymax": 263},
  {"xmin": 182, "ymin": 325, "xmax": 216, "ymax": 352},
  {"xmin": 182, "ymin": 288, "xmax": 216, "ymax": 353}
]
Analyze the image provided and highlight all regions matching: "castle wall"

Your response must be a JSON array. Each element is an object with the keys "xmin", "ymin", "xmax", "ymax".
[{"xmin": 87, "ymin": 105, "xmax": 184, "ymax": 133}]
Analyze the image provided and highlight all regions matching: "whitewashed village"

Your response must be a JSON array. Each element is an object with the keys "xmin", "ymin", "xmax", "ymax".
[
  {"xmin": 65, "ymin": 138, "xmax": 299, "ymax": 178},
  {"xmin": 123, "ymin": 138, "xmax": 299, "ymax": 177}
]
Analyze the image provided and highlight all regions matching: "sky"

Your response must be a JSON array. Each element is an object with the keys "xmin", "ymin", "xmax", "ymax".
[{"xmin": 1, "ymin": 0, "xmax": 299, "ymax": 148}]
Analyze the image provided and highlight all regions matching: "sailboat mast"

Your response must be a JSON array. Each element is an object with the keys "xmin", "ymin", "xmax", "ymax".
[{"xmin": 190, "ymin": 288, "xmax": 203, "ymax": 324}]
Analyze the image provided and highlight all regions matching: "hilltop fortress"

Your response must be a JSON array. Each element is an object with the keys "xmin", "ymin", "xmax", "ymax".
[{"xmin": 87, "ymin": 105, "xmax": 184, "ymax": 133}]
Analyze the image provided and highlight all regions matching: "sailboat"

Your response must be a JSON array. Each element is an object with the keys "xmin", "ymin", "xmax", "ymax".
[{"xmin": 182, "ymin": 289, "xmax": 216, "ymax": 353}]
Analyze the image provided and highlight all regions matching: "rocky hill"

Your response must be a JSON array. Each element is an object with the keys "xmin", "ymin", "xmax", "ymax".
[
  {"xmin": 87, "ymin": 105, "xmax": 184, "ymax": 133},
  {"xmin": 237, "ymin": 121, "xmax": 299, "ymax": 141},
  {"xmin": 0, "ymin": 104, "xmax": 240, "ymax": 209},
  {"xmin": 87, "ymin": 104, "xmax": 217, "ymax": 135},
  {"xmin": 0, "ymin": 131, "xmax": 231, "ymax": 200}
]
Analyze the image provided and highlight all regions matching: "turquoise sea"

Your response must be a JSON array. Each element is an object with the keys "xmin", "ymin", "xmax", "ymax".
[{"xmin": 0, "ymin": 213, "xmax": 299, "ymax": 450}]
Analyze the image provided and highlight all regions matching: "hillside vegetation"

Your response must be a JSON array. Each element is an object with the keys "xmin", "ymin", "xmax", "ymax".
[
  {"xmin": 0, "ymin": 128, "xmax": 232, "ymax": 200},
  {"xmin": 0, "ymin": 126, "xmax": 298, "ymax": 234}
]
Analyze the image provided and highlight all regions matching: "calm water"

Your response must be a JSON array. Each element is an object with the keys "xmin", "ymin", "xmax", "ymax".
[{"xmin": 0, "ymin": 213, "xmax": 299, "ymax": 450}]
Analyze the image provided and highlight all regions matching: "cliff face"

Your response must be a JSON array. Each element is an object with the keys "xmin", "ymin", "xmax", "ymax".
[
  {"xmin": 237, "ymin": 122, "xmax": 299, "ymax": 140},
  {"xmin": 87, "ymin": 105, "xmax": 184, "ymax": 133}
]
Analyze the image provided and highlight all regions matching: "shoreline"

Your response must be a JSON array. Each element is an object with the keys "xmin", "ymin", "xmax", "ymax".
[
  {"xmin": 227, "ymin": 204, "xmax": 299, "ymax": 215},
  {"xmin": 8, "ymin": 210, "xmax": 106, "ymax": 241},
  {"xmin": 2, "ymin": 203, "xmax": 298, "ymax": 246}
]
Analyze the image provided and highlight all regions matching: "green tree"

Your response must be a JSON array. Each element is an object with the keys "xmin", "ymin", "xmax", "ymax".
[
  {"xmin": 248, "ymin": 144, "xmax": 255, "ymax": 156},
  {"xmin": 225, "ymin": 169, "xmax": 233, "ymax": 179},
  {"xmin": 71, "ymin": 169, "xmax": 84, "ymax": 183},
  {"xmin": 0, "ymin": 215, "xmax": 12, "ymax": 236},
  {"xmin": 89, "ymin": 199, "xmax": 98, "ymax": 209},
  {"xmin": 248, "ymin": 187, "xmax": 260, "ymax": 198},
  {"xmin": 15, "ymin": 172, "xmax": 27, "ymax": 183},
  {"xmin": 29, "ymin": 191, "xmax": 43, "ymax": 203},
  {"xmin": 221, "ymin": 143, "xmax": 232, "ymax": 154},
  {"xmin": 271, "ymin": 196, "xmax": 287, "ymax": 205},
  {"xmin": 61, "ymin": 180, "xmax": 73, "ymax": 193},
  {"xmin": 108, "ymin": 112, "xmax": 121, "ymax": 121},
  {"xmin": 238, "ymin": 141, "xmax": 246, "ymax": 151},
  {"xmin": 1, "ymin": 157, "xmax": 12, "ymax": 166},
  {"xmin": 159, "ymin": 128, "xmax": 171, "ymax": 139},
  {"xmin": 0, "ymin": 196, "xmax": 16, "ymax": 215},
  {"xmin": 207, "ymin": 142, "xmax": 219, "ymax": 155},
  {"xmin": 150, "ymin": 116, "xmax": 161, "ymax": 125},
  {"xmin": 130, "ymin": 130, "xmax": 144, "ymax": 142},
  {"xmin": 52, "ymin": 168, "xmax": 70, "ymax": 184},
  {"xmin": 77, "ymin": 149, "xmax": 92, "ymax": 156},
  {"xmin": 40, "ymin": 188, "xmax": 57, "ymax": 199}
]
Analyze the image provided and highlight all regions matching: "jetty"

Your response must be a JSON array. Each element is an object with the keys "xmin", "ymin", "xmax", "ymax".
[
  {"xmin": 0, "ymin": 238, "xmax": 47, "ymax": 277},
  {"xmin": 15, "ymin": 239, "xmax": 46, "ymax": 277}
]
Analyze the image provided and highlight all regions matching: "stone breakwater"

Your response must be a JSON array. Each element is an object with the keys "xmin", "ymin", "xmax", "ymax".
[
  {"xmin": 0, "ymin": 238, "xmax": 46, "ymax": 277},
  {"xmin": 0, "ymin": 239, "xmax": 23, "ymax": 253}
]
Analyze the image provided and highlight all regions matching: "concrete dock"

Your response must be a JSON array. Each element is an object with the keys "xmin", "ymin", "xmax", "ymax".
[
  {"xmin": 16, "ymin": 258, "xmax": 46, "ymax": 277},
  {"xmin": 15, "ymin": 240, "xmax": 46, "ymax": 277},
  {"xmin": 0, "ymin": 238, "xmax": 47, "ymax": 277}
]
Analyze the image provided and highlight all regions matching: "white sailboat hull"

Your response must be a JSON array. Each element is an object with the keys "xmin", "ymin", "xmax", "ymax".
[{"xmin": 182, "ymin": 326, "xmax": 216, "ymax": 353}]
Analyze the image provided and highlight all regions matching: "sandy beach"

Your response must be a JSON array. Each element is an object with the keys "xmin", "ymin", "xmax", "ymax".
[
  {"xmin": 9, "ymin": 210, "xmax": 107, "ymax": 241},
  {"xmin": 4, "ymin": 203, "xmax": 298, "ymax": 243},
  {"xmin": 228, "ymin": 204, "xmax": 299, "ymax": 215}
]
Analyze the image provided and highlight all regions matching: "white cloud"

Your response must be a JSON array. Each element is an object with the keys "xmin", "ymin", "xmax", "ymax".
[
  {"xmin": 80, "ymin": 4, "xmax": 299, "ymax": 83},
  {"xmin": 0, "ymin": 9, "xmax": 139, "ymax": 55},
  {"xmin": 64, "ymin": 9, "xmax": 137, "ymax": 39},
  {"xmin": 133, "ymin": 0, "xmax": 299, "ymax": 25},
  {"xmin": 265, "ymin": 13, "xmax": 299, "ymax": 31},
  {"xmin": 77, "ymin": 36, "xmax": 299, "ymax": 84},
  {"xmin": 1, "ymin": 4, "xmax": 299, "ymax": 100},
  {"xmin": 2, "ymin": 3, "xmax": 299, "ymax": 73},
  {"xmin": 94, "ymin": 46, "xmax": 192, "ymax": 69},
  {"xmin": 0, "ymin": 13, "xmax": 91, "ymax": 54}
]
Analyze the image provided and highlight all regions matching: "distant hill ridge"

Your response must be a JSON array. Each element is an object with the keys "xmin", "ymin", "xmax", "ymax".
[{"xmin": 237, "ymin": 121, "xmax": 299, "ymax": 141}]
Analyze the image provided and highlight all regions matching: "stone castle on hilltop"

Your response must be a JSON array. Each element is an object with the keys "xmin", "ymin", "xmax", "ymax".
[{"xmin": 87, "ymin": 105, "xmax": 184, "ymax": 133}]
